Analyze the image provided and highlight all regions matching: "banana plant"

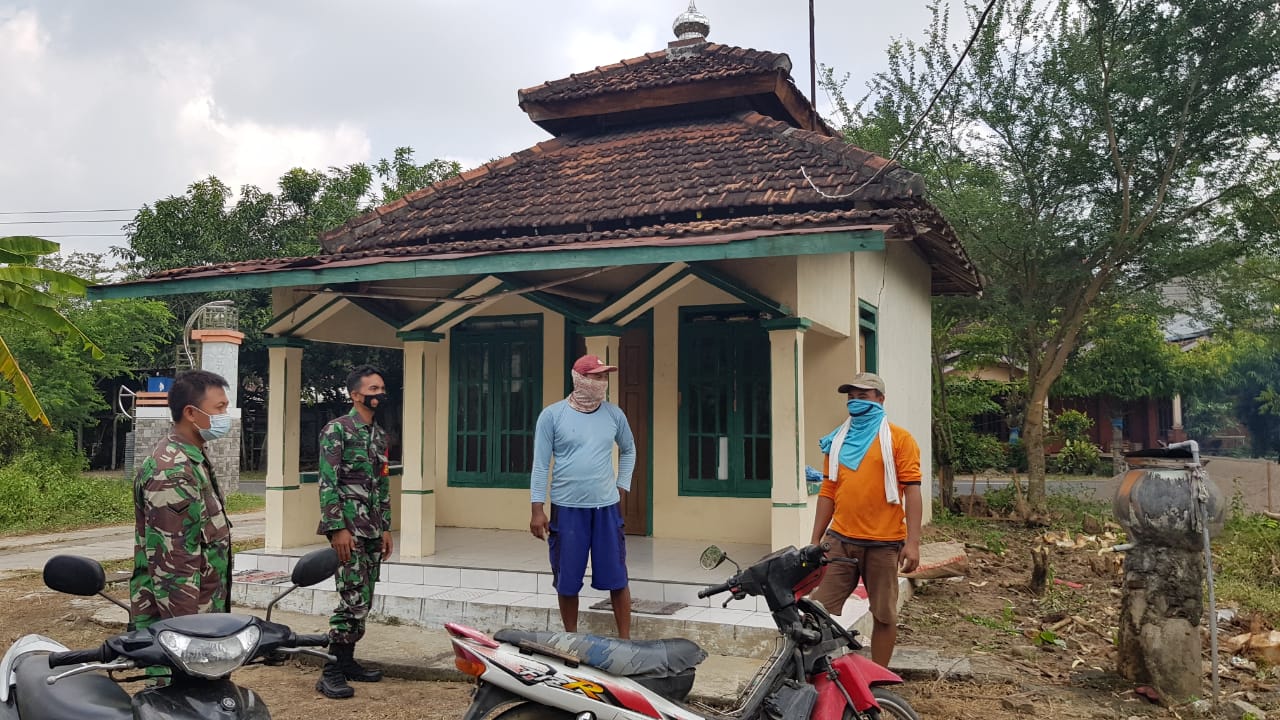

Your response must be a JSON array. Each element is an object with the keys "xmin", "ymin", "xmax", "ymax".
[{"xmin": 0, "ymin": 236, "xmax": 104, "ymax": 426}]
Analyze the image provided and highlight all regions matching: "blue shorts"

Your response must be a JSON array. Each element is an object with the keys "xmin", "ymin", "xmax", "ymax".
[{"xmin": 548, "ymin": 503, "xmax": 628, "ymax": 596}]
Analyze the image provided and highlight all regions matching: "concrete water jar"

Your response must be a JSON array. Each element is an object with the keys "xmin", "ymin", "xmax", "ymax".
[{"xmin": 1114, "ymin": 452, "xmax": 1225, "ymax": 550}]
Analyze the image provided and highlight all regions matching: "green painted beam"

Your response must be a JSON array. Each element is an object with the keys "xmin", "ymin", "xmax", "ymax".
[{"xmin": 87, "ymin": 230, "xmax": 887, "ymax": 300}]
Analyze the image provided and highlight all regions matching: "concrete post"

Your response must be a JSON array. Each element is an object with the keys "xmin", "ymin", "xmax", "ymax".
[
  {"xmin": 764, "ymin": 318, "xmax": 812, "ymax": 550},
  {"xmin": 264, "ymin": 340, "xmax": 315, "ymax": 551},
  {"xmin": 191, "ymin": 329, "xmax": 244, "ymax": 492},
  {"xmin": 398, "ymin": 332, "xmax": 444, "ymax": 559}
]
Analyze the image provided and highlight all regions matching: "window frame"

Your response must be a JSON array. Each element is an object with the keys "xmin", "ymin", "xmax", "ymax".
[
  {"xmin": 677, "ymin": 306, "xmax": 772, "ymax": 498},
  {"xmin": 858, "ymin": 300, "xmax": 879, "ymax": 374},
  {"xmin": 447, "ymin": 314, "xmax": 544, "ymax": 489}
]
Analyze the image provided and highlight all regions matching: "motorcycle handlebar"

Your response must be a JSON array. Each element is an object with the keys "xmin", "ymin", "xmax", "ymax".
[
  {"xmin": 47, "ymin": 647, "xmax": 110, "ymax": 668},
  {"xmin": 697, "ymin": 582, "xmax": 733, "ymax": 599},
  {"xmin": 292, "ymin": 634, "xmax": 330, "ymax": 648}
]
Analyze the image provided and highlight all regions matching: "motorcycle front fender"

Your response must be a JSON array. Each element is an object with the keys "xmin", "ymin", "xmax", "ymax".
[
  {"xmin": 812, "ymin": 654, "xmax": 904, "ymax": 718},
  {"xmin": 133, "ymin": 678, "xmax": 270, "ymax": 720},
  {"xmin": 462, "ymin": 681, "xmax": 524, "ymax": 720}
]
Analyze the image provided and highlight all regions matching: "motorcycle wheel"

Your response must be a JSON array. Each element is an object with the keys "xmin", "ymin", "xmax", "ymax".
[
  {"xmin": 491, "ymin": 702, "xmax": 576, "ymax": 720},
  {"xmin": 843, "ymin": 688, "xmax": 921, "ymax": 720}
]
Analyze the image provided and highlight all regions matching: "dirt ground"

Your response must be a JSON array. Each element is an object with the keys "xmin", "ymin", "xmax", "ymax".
[
  {"xmin": 2, "ymin": 514, "xmax": 1277, "ymax": 719},
  {"xmin": 894, "ymin": 516, "xmax": 1280, "ymax": 719},
  {"xmin": 0, "ymin": 573, "xmax": 474, "ymax": 719}
]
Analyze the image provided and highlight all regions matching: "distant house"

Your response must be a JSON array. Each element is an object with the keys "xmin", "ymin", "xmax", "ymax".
[{"xmin": 90, "ymin": 9, "xmax": 979, "ymax": 554}]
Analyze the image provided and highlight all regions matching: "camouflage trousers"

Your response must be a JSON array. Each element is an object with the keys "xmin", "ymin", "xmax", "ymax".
[{"xmin": 329, "ymin": 537, "xmax": 382, "ymax": 644}]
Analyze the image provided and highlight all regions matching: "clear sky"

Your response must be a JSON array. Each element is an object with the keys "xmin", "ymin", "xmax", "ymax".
[{"xmin": 0, "ymin": 1, "xmax": 961, "ymax": 255}]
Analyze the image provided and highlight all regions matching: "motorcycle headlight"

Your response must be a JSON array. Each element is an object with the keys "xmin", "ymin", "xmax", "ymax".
[{"xmin": 157, "ymin": 626, "xmax": 261, "ymax": 679}]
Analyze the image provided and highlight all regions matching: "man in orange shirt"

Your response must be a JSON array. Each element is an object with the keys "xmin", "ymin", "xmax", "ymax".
[{"xmin": 810, "ymin": 373, "xmax": 922, "ymax": 667}]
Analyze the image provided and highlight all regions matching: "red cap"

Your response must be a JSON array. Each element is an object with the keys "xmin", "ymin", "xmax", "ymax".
[{"xmin": 572, "ymin": 354, "xmax": 618, "ymax": 375}]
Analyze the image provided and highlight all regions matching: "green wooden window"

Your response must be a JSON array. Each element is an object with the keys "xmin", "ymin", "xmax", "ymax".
[
  {"xmin": 448, "ymin": 315, "xmax": 543, "ymax": 488},
  {"xmin": 859, "ymin": 300, "xmax": 878, "ymax": 374},
  {"xmin": 678, "ymin": 308, "xmax": 771, "ymax": 497}
]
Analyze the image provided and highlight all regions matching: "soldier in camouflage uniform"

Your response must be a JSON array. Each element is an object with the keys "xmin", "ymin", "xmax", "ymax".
[
  {"xmin": 315, "ymin": 365, "xmax": 393, "ymax": 700},
  {"xmin": 131, "ymin": 370, "xmax": 234, "ymax": 635}
]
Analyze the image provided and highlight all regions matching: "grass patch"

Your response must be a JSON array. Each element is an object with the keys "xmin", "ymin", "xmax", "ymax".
[
  {"xmin": 1214, "ymin": 511, "xmax": 1280, "ymax": 626},
  {"xmin": 0, "ymin": 455, "xmax": 264, "ymax": 535}
]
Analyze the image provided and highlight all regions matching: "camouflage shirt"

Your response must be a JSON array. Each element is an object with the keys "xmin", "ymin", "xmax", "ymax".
[
  {"xmin": 130, "ymin": 434, "xmax": 232, "ymax": 631},
  {"xmin": 316, "ymin": 409, "xmax": 391, "ymax": 539}
]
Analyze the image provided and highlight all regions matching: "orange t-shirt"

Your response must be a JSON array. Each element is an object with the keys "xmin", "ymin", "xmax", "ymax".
[{"xmin": 819, "ymin": 423, "xmax": 922, "ymax": 542}]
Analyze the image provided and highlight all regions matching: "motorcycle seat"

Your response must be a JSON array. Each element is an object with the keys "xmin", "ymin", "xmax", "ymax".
[
  {"xmin": 13, "ymin": 653, "xmax": 132, "ymax": 720},
  {"xmin": 493, "ymin": 629, "xmax": 707, "ymax": 678}
]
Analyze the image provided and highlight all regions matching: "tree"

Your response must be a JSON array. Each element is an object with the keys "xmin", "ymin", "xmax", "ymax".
[
  {"xmin": 117, "ymin": 148, "xmax": 461, "ymax": 466},
  {"xmin": 0, "ymin": 236, "xmax": 104, "ymax": 426},
  {"xmin": 827, "ymin": 0, "xmax": 1280, "ymax": 512}
]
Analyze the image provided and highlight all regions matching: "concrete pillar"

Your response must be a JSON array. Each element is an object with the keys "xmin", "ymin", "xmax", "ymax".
[
  {"xmin": 764, "ymin": 318, "xmax": 812, "ymax": 550},
  {"xmin": 398, "ymin": 332, "xmax": 444, "ymax": 559},
  {"xmin": 191, "ymin": 329, "xmax": 244, "ymax": 492},
  {"xmin": 264, "ymin": 339, "xmax": 314, "ymax": 551},
  {"xmin": 581, "ymin": 331, "xmax": 623, "ymax": 405}
]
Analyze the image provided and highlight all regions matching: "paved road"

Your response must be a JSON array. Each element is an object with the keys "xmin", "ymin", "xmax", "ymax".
[
  {"xmin": 0, "ymin": 512, "xmax": 266, "ymax": 575},
  {"xmin": 937, "ymin": 455, "xmax": 1279, "ymax": 514}
]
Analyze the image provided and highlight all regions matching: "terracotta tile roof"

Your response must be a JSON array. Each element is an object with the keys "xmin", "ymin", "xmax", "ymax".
[
  {"xmin": 137, "ymin": 207, "xmax": 976, "ymax": 295},
  {"xmin": 518, "ymin": 43, "xmax": 792, "ymax": 104},
  {"xmin": 320, "ymin": 111, "xmax": 924, "ymax": 255}
]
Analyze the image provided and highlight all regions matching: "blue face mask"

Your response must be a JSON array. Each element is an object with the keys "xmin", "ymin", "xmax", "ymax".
[
  {"xmin": 847, "ymin": 399, "xmax": 882, "ymax": 417},
  {"xmin": 192, "ymin": 407, "xmax": 233, "ymax": 442}
]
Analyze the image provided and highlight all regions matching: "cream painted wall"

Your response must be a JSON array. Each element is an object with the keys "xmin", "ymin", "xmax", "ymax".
[
  {"xmin": 302, "ymin": 302, "xmax": 402, "ymax": 348},
  {"xmin": 434, "ymin": 296, "xmax": 567, "ymax": 531},
  {"xmin": 797, "ymin": 253, "xmax": 853, "ymax": 337},
  {"xmin": 855, "ymin": 244, "xmax": 935, "ymax": 521},
  {"xmin": 649, "ymin": 280, "xmax": 773, "ymax": 544},
  {"xmin": 705, "ymin": 257, "xmax": 798, "ymax": 311}
]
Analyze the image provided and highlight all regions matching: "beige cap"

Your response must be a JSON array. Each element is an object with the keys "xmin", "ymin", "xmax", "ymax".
[{"xmin": 837, "ymin": 372, "xmax": 886, "ymax": 394}]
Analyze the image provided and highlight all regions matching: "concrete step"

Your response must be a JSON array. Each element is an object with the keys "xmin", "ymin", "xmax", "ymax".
[{"xmin": 232, "ymin": 550, "xmax": 907, "ymax": 659}]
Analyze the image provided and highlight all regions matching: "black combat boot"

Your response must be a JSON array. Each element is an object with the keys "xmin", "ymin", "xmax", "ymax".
[
  {"xmin": 316, "ymin": 657, "xmax": 355, "ymax": 699},
  {"xmin": 337, "ymin": 642, "xmax": 383, "ymax": 682}
]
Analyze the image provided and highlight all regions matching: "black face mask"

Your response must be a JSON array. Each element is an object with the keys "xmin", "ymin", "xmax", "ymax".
[{"xmin": 361, "ymin": 393, "xmax": 389, "ymax": 409}]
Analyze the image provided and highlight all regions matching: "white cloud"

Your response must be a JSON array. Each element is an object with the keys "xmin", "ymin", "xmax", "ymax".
[{"xmin": 564, "ymin": 24, "xmax": 662, "ymax": 70}]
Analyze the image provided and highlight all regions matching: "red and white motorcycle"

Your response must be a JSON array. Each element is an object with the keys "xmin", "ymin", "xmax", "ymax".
[{"xmin": 447, "ymin": 543, "xmax": 919, "ymax": 720}]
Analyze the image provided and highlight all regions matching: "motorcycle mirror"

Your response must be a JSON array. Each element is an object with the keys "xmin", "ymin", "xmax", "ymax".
[
  {"xmin": 43, "ymin": 555, "xmax": 106, "ymax": 596},
  {"xmin": 291, "ymin": 547, "xmax": 340, "ymax": 588},
  {"xmin": 699, "ymin": 546, "xmax": 727, "ymax": 571}
]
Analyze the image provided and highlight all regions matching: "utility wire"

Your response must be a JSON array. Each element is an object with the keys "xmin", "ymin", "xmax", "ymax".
[
  {"xmin": 801, "ymin": 0, "xmax": 998, "ymax": 200},
  {"xmin": 0, "ymin": 208, "xmax": 135, "ymax": 215},
  {"xmin": 0, "ymin": 218, "xmax": 131, "ymax": 225}
]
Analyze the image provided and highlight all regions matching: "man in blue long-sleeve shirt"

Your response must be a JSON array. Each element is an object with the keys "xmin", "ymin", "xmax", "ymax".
[{"xmin": 530, "ymin": 354, "xmax": 636, "ymax": 638}]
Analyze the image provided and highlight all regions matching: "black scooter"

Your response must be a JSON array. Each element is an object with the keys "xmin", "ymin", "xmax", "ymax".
[{"xmin": 0, "ymin": 547, "xmax": 339, "ymax": 720}]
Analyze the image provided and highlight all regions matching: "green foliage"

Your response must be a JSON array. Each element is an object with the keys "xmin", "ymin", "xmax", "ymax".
[
  {"xmin": 1050, "ymin": 440, "xmax": 1102, "ymax": 475},
  {"xmin": 118, "ymin": 148, "xmax": 459, "ymax": 411},
  {"xmin": 825, "ymin": 0, "xmax": 1280, "ymax": 508},
  {"xmin": 1055, "ymin": 311, "xmax": 1185, "ymax": 400},
  {"xmin": 0, "ymin": 237, "xmax": 104, "ymax": 426},
  {"xmin": 0, "ymin": 455, "xmax": 265, "ymax": 535},
  {"xmin": 1051, "ymin": 410, "xmax": 1094, "ymax": 443},
  {"xmin": 0, "ymin": 405, "xmax": 83, "ymax": 470},
  {"xmin": 0, "ymin": 455, "xmax": 131, "ymax": 532},
  {"xmin": 1214, "ymin": 512, "xmax": 1280, "ymax": 625},
  {"xmin": 952, "ymin": 432, "xmax": 1008, "ymax": 474}
]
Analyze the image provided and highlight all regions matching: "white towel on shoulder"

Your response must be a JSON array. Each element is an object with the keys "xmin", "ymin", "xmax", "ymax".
[{"xmin": 826, "ymin": 417, "xmax": 900, "ymax": 505}]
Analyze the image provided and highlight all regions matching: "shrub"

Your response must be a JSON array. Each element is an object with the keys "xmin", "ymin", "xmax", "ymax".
[
  {"xmin": 1006, "ymin": 438, "xmax": 1029, "ymax": 473},
  {"xmin": 1051, "ymin": 439, "xmax": 1102, "ymax": 475},
  {"xmin": 953, "ymin": 431, "xmax": 1008, "ymax": 474},
  {"xmin": 0, "ymin": 405, "xmax": 85, "ymax": 473},
  {"xmin": 1051, "ymin": 409, "xmax": 1095, "ymax": 443}
]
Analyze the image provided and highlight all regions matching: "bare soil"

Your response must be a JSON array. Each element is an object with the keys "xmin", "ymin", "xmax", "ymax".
[
  {"xmin": 893, "ymin": 517, "xmax": 1280, "ymax": 719},
  {"xmin": 0, "ymin": 573, "xmax": 474, "ymax": 719},
  {"xmin": 2, "ymin": 514, "xmax": 1276, "ymax": 719}
]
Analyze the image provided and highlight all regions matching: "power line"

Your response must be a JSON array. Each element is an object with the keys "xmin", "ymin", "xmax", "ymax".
[
  {"xmin": 0, "ymin": 208, "xmax": 135, "ymax": 215},
  {"xmin": 0, "ymin": 218, "xmax": 131, "ymax": 225},
  {"xmin": 20, "ymin": 233, "xmax": 128, "ymax": 238},
  {"xmin": 801, "ymin": 0, "xmax": 999, "ymax": 200}
]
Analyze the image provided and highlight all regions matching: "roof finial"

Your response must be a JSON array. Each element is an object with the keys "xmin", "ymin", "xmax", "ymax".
[{"xmin": 673, "ymin": 1, "xmax": 711, "ymax": 42}]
